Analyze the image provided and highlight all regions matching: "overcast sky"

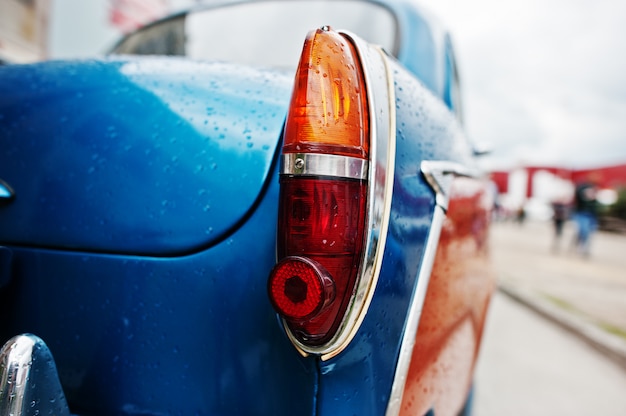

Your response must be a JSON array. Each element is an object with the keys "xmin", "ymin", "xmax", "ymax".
[
  {"xmin": 418, "ymin": 0, "xmax": 626, "ymax": 169},
  {"xmin": 51, "ymin": 0, "xmax": 626, "ymax": 169}
]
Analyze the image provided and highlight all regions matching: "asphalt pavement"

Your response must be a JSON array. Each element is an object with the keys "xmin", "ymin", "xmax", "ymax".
[{"xmin": 489, "ymin": 219, "xmax": 626, "ymax": 370}]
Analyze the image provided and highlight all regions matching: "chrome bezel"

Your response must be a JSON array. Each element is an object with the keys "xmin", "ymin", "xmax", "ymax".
[
  {"xmin": 281, "ymin": 153, "xmax": 368, "ymax": 180},
  {"xmin": 280, "ymin": 30, "xmax": 397, "ymax": 360},
  {"xmin": 385, "ymin": 160, "xmax": 483, "ymax": 415}
]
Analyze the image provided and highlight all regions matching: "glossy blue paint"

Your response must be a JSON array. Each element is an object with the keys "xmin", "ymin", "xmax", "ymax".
[
  {"xmin": 375, "ymin": 0, "xmax": 450, "ymax": 105},
  {"xmin": 0, "ymin": 179, "xmax": 14, "ymax": 202},
  {"xmin": 0, "ymin": 58, "xmax": 291, "ymax": 255},
  {"xmin": 0, "ymin": 170, "xmax": 317, "ymax": 415},
  {"xmin": 0, "ymin": 247, "xmax": 11, "ymax": 289}
]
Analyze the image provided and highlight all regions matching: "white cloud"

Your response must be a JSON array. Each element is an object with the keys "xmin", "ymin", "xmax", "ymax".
[{"xmin": 420, "ymin": 0, "xmax": 626, "ymax": 168}]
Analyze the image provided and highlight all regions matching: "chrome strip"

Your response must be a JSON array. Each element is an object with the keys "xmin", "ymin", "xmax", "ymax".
[
  {"xmin": 385, "ymin": 160, "xmax": 483, "ymax": 415},
  {"xmin": 385, "ymin": 206, "xmax": 446, "ymax": 416},
  {"xmin": 0, "ymin": 179, "xmax": 14, "ymax": 202},
  {"xmin": 281, "ymin": 153, "xmax": 368, "ymax": 180},
  {"xmin": 420, "ymin": 160, "xmax": 482, "ymax": 211},
  {"xmin": 282, "ymin": 31, "xmax": 397, "ymax": 360}
]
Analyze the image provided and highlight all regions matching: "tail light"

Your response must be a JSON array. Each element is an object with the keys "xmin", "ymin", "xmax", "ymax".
[{"xmin": 268, "ymin": 27, "xmax": 374, "ymax": 353}]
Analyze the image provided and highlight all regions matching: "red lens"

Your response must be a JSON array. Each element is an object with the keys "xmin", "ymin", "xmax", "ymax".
[
  {"xmin": 277, "ymin": 176, "xmax": 367, "ymax": 344},
  {"xmin": 268, "ymin": 256, "xmax": 335, "ymax": 320}
]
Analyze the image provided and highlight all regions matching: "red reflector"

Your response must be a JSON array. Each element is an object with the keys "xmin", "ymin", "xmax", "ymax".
[{"xmin": 268, "ymin": 256, "xmax": 335, "ymax": 321}]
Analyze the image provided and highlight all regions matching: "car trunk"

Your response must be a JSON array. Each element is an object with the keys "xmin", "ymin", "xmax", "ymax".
[{"xmin": 0, "ymin": 57, "xmax": 292, "ymax": 256}]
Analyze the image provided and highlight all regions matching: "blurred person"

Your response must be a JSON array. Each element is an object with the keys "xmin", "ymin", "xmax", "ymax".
[
  {"xmin": 572, "ymin": 182, "xmax": 598, "ymax": 257},
  {"xmin": 515, "ymin": 204, "xmax": 526, "ymax": 225},
  {"xmin": 551, "ymin": 200, "xmax": 569, "ymax": 252}
]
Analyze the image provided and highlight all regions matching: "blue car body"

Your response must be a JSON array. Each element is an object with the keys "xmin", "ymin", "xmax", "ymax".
[{"xmin": 0, "ymin": 1, "xmax": 493, "ymax": 415}]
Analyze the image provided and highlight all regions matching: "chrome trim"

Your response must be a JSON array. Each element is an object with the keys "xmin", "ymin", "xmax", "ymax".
[
  {"xmin": 0, "ymin": 334, "xmax": 70, "ymax": 416},
  {"xmin": 385, "ymin": 160, "xmax": 483, "ymax": 415},
  {"xmin": 420, "ymin": 160, "xmax": 482, "ymax": 211},
  {"xmin": 385, "ymin": 206, "xmax": 446, "ymax": 416},
  {"xmin": 0, "ymin": 179, "xmax": 14, "ymax": 202},
  {"xmin": 281, "ymin": 153, "xmax": 368, "ymax": 180},
  {"xmin": 282, "ymin": 31, "xmax": 397, "ymax": 360}
]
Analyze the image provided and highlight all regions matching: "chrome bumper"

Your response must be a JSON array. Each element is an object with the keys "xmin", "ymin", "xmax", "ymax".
[{"xmin": 0, "ymin": 334, "xmax": 69, "ymax": 416}]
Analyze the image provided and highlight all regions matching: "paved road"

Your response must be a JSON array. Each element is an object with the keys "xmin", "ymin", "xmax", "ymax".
[
  {"xmin": 473, "ymin": 293, "xmax": 626, "ymax": 416},
  {"xmin": 472, "ymin": 221, "xmax": 626, "ymax": 416},
  {"xmin": 491, "ymin": 220, "xmax": 626, "ymax": 334}
]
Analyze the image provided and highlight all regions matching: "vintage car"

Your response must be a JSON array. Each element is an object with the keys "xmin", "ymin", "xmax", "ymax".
[{"xmin": 0, "ymin": 0, "xmax": 495, "ymax": 415}]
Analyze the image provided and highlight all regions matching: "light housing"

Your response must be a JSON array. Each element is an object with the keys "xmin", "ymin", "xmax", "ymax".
[
  {"xmin": 268, "ymin": 26, "xmax": 396, "ymax": 359},
  {"xmin": 268, "ymin": 26, "xmax": 370, "ymax": 347}
]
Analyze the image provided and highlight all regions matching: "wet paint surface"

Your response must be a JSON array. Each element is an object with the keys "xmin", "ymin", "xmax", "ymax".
[
  {"xmin": 0, "ymin": 173, "xmax": 318, "ymax": 415},
  {"xmin": 400, "ymin": 177, "xmax": 496, "ymax": 416},
  {"xmin": 0, "ymin": 58, "xmax": 290, "ymax": 255}
]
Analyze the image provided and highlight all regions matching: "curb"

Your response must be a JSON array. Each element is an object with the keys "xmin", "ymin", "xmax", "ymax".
[{"xmin": 498, "ymin": 283, "xmax": 626, "ymax": 372}]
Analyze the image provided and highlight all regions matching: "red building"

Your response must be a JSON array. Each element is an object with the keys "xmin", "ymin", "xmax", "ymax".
[{"xmin": 491, "ymin": 163, "xmax": 626, "ymax": 199}]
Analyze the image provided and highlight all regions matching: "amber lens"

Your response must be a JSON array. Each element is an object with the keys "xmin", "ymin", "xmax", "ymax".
[{"xmin": 283, "ymin": 27, "xmax": 369, "ymax": 159}]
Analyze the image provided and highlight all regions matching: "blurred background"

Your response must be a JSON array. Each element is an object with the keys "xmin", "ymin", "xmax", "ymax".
[{"xmin": 2, "ymin": 0, "xmax": 625, "ymax": 414}]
